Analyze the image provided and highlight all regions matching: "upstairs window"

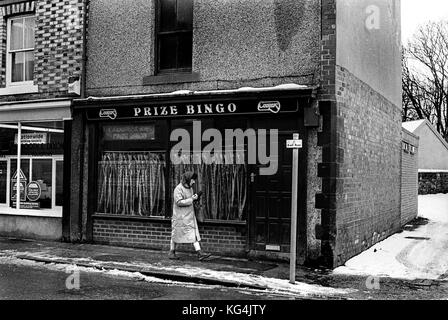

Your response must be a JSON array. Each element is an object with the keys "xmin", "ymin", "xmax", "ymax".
[
  {"xmin": 7, "ymin": 15, "xmax": 35, "ymax": 85},
  {"xmin": 157, "ymin": 0, "xmax": 193, "ymax": 73}
]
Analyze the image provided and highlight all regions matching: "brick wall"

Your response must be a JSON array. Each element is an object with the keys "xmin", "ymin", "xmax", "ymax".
[
  {"xmin": 332, "ymin": 66, "xmax": 402, "ymax": 267},
  {"xmin": 319, "ymin": 0, "xmax": 336, "ymax": 100},
  {"xmin": 0, "ymin": 0, "xmax": 84, "ymax": 101},
  {"xmin": 401, "ymin": 129, "xmax": 419, "ymax": 225},
  {"xmin": 93, "ymin": 218, "xmax": 248, "ymax": 257},
  {"xmin": 419, "ymin": 173, "xmax": 448, "ymax": 195}
]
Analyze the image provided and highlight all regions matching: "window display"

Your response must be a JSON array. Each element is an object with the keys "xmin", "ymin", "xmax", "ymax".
[
  {"xmin": 170, "ymin": 154, "xmax": 247, "ymax": 221},
  {"xmin": 0, "ymin": 122, "xmax": 64, "ymax": 214},
  {"xmin": 97, "ymin": 152, "xmax": 166, "ymax": 216},
  {"xmin": 8, "ymin": 158, "xmax": 60, "ymax": 210},
  {"xmin": 94, "ymin": 120, "xmax": 249, "ymax": 222}
]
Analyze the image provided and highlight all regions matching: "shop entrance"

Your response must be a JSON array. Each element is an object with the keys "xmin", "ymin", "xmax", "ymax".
[{"xmin": 249, "ymin": 117, "xmax": 304, "ymax": 253}]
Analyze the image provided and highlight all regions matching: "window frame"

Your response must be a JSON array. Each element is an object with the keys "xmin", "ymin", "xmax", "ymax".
[
  {"xmin": 155, "ymin": 0, "xmax": 193, "ymax": 74},
  {"xmin": 6, "ymin": 14, "xmax": 36, "ymax": 87},
  {"xmin": 0, "ymin": 155, "xmax": 63, "ymax": 217}
]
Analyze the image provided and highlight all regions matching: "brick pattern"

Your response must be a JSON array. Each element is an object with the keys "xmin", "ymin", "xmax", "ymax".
[
  {"xmin": 0, "ymin": 1, "xmax": 35, "ymax": 89},
  {"xmin": 0, "ymin": 0, "xmax": 84, "ymax": 100},
  {"xmin": 319, "ymin": 0, "xmax": 336, "ymax": 101},
  {"xmin": 93, "ymin": 218, "xmax": 248, "ymax": 257},
  {"xmin": 332, "ymin": 66, "xmax": 402, "ymax": 266},
  {"xmin": 315, "ymin": 100, "xmax": 339, "ymax": 267},
  {"xmin": 310, "ymin": 0, "xmax": 337, "ymax": 268},
  {"xmin": 419, "ymin": 173, "xmax": 448, "ymax": 195},
  {"xmin": 401, "ymin": 130, "xmax": 419, "ymax": 225}
]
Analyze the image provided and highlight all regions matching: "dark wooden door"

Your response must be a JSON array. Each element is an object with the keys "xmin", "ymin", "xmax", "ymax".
[{"xmin": 249, "ymin": 117, "xmax": 302, "ymax": 252}]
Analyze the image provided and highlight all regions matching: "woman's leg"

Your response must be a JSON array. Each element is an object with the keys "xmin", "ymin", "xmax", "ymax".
[
  {"xmin": 193, "ymin": 241, "xmax": 201, "ymax": 251},
  {"xmin": 168, "ymin": 239, "xmax": 179, "ymax": 259},
  {"xmin": 170, "ymin": 239, "xmax": 177, "ymax": 251}
]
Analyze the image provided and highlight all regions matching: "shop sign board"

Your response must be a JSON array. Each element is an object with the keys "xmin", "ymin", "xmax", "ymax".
[
  {"xmin": 11, "ymin": 169, "xmax": 27, "ymax": 202},
  {"xmin": 87, "ymin": 98, "xmax": 301, "ymax": 121},
  {"xmin": 103, "ymin": 125, "xmax": 155, "ymax": 141},
  {"xmin": 27, "ymin": 181, "xmax": 42, "ymax": 202},
  {"xmin": 12, "ymin": 169, "xmax": 27, "ymax": 180},
  {"xmin": 11, "ymin": 181, "xmax": 27, "ymax": 202},
  {"xmin": 12, "ymin": 202, "xmax": 40, "ymax": 210},
  {"xmin": 14, "ymin": 133, "xmax": 48, "ymax": 145}
]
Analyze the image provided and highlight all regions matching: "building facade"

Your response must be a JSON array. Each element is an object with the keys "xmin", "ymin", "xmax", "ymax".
[
  {"xmin": 401, "ymin": 127, "xmax": 419, "ymax": 226},
  {"xmin": 0, "ymin": 0, "xmax": 85, "ymax": 240},
  {"xmin": 66, "ymin": 0, "xmax": 403, "ymax": 268},
  {"xmin": 403, "ymin": 119, "xmax": 448, "ymax": 195}
]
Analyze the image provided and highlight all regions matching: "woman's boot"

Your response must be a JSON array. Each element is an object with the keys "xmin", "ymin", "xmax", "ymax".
[
  {"xmin": 197, "ymin": 250, "xmax": 211, "ymax": 261},
  {"xmin": 168, "ymin": 250, "xmax": 179, "ymax": 260}
]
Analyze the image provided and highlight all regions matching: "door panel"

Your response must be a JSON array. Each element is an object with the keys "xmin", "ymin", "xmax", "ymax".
[{"xmin": 251, "ymin": 127, "xmax": 297, "ymax": 251}]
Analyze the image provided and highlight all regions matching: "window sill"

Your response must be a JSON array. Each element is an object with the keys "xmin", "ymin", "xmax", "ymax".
[
  {"xmin": 143, "ymin": 72, "xmax": 200, "ymax": 85},
  {"xmin": 0, "ymin": 205, "xmax": 62, "ymax": 218},
  {"xmin": 0, "ymin": 85, "xmax": 39, "ymax": 96},
  {"xmin": 93, "ymin": 213, "xmax": 170, "ymax": 223},
  {"xmin": 92, "ymin": 213, "xmax": 247, "ymax": 226}
]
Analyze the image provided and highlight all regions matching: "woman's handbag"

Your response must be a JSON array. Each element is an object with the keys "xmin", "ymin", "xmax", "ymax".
[
  {"xmin": 194, "ymin": 205, "xmax": 205, "ymax": 223},
  {"xmin": 193, "ymin": 191, "xmax": 204, "ymax": 223}
]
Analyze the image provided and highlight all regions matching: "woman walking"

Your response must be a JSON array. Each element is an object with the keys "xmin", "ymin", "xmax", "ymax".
[{"xmin": 169, "ymin": 171, "xmax": 211, "ymax": 261}]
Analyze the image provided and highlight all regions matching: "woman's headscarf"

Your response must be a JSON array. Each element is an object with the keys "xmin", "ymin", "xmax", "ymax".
[{"xmin": 181, "ymin": 171, "xmax": 198, "ymax": 188}]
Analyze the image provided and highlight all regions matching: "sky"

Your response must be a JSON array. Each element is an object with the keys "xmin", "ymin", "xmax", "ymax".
[{"xmin": 401, "ymin": 0, "xmax": 448, "ymax": 42}]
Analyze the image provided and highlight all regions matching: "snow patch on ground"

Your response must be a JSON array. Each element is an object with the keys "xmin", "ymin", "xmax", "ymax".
[
  {"xmin": 334, "ymin": 194, "xmax": 448, "ymax": 280},
  {"xmin": 0, "ymin": 251, "xmax": 355, "ymax": 298}
]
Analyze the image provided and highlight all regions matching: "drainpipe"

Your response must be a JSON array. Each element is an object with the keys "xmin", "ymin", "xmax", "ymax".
[{"xmin": 78, "ymin": 0, "xmax": 89, "ymax": 241}]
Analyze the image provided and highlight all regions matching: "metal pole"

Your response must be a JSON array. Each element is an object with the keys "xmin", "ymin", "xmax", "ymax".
[
  {"xmin": 16, "ymin": 122, "xmax": 21, "ymax": 210},
  {"xmin": 290, "ymin": 133, "xmax": 300, "ymax": 284}
]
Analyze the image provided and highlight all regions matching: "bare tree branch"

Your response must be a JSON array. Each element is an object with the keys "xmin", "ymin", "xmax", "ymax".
[{"xmin": 402, "ymin": 20, "xmax": 448, "ymax": 142}]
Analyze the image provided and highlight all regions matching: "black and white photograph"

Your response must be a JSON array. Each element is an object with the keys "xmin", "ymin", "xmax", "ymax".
[{"xmin": 0, "ymin": 0, "xmax": 447, "ymax": 312}]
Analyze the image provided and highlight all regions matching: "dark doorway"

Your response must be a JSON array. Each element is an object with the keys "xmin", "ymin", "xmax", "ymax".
[{"xmin": 249, "ymin": 116, "xmax": 305, "ymax": 253}]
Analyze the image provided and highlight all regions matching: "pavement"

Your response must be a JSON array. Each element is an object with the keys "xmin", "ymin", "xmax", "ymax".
[
  {"xmin": 1, "ymin": 195, "xmax": 448, "ymax": 299},
  {"xmin": 1, "ymin": 231, "xmax": 448, "ymax": 299},
  {"xmin": 0, "ymin": 236, "xmax": 333, "ymax": 293}
]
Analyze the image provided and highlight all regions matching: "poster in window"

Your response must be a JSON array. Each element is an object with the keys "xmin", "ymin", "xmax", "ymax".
[{"xmin": 103, "ymin": 124, "xmax": 155, "ymax": 141}]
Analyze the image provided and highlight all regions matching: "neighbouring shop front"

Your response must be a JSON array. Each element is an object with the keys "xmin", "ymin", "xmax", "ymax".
[
  {"xmin": 72, "ymin": 87, "xmax": 314, "ymax": 259},
  {"xmin": 0, "ymin": 99, "xmax": 71, "ymax": 240}
]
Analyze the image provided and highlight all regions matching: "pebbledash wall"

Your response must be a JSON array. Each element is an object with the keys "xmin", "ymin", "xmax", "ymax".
[{"xmin": 401, "ymin": 129, "xmax": 419, "ymax": 226}]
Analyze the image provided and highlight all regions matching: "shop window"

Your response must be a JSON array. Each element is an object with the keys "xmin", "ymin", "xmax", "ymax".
[
  {"xmin": 157, "ymin": 0, "xmax": 193, "ymax": 73},
  {"xmin": 97, "ymin": 152, "xmax": 166, "ymax": 216},
  {"xmin": 7, "ymin": 15, "xmax": 35, "ymax": 86},
  {"xmin": 96, "ymin": 123, "xmax": 168, "ymax": 217},
  {"xmin": 169, "ymin": 119, "xmax": 248, "ymax": 222},
  {"xmin": 31, "ymin": 159, "xmax": 53, "ymax": 209},
  {"xmin": 10, "ymin": 159, "xmax": 30, "ymax": 208},
  {"xmin": 9, "ymin": 158, "xmax": 60, "ymax": 210},
  {"xmin": 170, "ymin": 154, "xmax": 248, "ymax": 221}
]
